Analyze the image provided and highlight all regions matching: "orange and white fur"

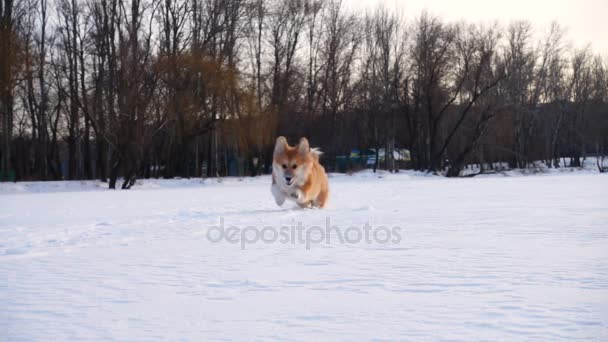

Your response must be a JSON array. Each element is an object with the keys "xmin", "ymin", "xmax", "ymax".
[{"xmin": 271, "ymin": 137, "xmax": 329, "ymax": 208}]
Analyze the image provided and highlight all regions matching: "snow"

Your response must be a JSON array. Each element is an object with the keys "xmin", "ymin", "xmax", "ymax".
[
  {"xmin": 460, "ymin": 157, "xmax": 604, "ymax": 177},
  {"xmin": 1, "ymin": 170, "xmax": 607, "ymax": 340}
]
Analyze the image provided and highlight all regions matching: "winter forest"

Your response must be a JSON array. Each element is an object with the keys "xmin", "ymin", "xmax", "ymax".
[{"xmin": 1, "ymin": 0, "xmax": 607, "ymax": 188}]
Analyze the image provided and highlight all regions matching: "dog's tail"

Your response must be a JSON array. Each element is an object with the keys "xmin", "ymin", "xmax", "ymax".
[{"xmin": 310, "ymin": 148, "xmax": 323, "ymax": 161}]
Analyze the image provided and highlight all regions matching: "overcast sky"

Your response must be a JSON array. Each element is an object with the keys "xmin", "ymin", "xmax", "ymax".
[{"xmin": 344, "ymin": 0, "xmax": 608, "ymax": 57}]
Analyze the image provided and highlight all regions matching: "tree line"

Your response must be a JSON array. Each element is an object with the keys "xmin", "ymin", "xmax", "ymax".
[{"xmin": 1, "ymin": 0, "xmax": 607, "ymax": 187}]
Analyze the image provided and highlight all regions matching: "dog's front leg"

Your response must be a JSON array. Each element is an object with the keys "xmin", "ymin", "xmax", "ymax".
[
  {"xmin": 294, "ymin": 189, "xmax": 311, "ymax": 208},
  {"xmin": 271, "ymin": 183, "xmax": 286, "ymax": 206}
]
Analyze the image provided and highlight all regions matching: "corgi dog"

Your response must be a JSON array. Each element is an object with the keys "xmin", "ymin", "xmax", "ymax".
[{"xmin": 271, "ymin": 136, "xmax": 329, "ymax": 208}]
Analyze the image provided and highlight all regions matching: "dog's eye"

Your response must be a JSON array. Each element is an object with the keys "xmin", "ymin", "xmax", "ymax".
[
  {"xmin": 292, "ymin": 165, "xmax": 297, "ymax": 169},
  {"xmin": 282, "ymin": 164, "xmax": 287, "ymax": 169}
]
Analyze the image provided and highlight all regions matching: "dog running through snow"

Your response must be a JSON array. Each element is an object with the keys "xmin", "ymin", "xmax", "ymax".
[{"xmin": 271, "ymin": 136, "xmax": 329, "ymax": 208}]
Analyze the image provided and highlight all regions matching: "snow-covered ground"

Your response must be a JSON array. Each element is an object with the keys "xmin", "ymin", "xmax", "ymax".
[{"xmin": 1, "ymin": 169, "xmax": 607, "ymax": 340}]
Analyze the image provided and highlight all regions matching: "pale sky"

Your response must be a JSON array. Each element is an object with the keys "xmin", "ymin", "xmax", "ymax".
[{"xmin": 344, "ymin": 0, "xmax": 608, "ymax": 57}]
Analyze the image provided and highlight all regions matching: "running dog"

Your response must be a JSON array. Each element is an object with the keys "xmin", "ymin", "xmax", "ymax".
[{"xmin": 271, "ymin": 136, "xmax": 329, "ymax": 208}]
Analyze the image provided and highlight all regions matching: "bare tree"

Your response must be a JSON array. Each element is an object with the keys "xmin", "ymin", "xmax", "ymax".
[
  {"xmin": 357, "ymin": 7, "xmax": 404, "ymax": 172},
  {"xmin": 1, "ymin": 0, "xmax": 26, "ymax": 180},
  {"xmin": 267, "ymin": 0, "xmax": 306, "ymax": 111},
  {"xmin": 500, "ymin": 21, "xmax": 537, "ymax": 168},
  {"xmin": 409, "ymin": 13, "xmax": 461, "ymax": 171},
  {"xmin": 317, "ymin": 0, "xmax": 359, "ymax": 153},
  {"xmin": 304, "ymin": 0, "xmax": 323, "ymax": 116},
  {"xmin": 444, "ymin": 23, "xmax": 505, "ymax": 176},
  {"xmin": 564, "ymin": 47, "xmax": 593, "ymax": 167}
]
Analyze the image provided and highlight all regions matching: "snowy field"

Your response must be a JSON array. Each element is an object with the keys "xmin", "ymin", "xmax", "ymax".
[{"xmin": 1, "ymin": 168, "xmax": 607, "ymax": 340}]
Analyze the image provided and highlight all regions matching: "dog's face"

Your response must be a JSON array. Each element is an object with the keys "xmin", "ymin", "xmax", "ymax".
[{"xmin": 273, "ymin": 137, "xmax": 313, "ymax": 186}]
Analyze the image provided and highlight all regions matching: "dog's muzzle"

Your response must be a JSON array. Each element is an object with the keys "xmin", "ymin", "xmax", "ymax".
[{"xmin": 284, "ymin": 176, "xmax": 293, "ymax": 185}]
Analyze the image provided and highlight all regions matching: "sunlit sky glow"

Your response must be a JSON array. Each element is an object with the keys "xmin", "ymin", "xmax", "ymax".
[{"xmin": 344, "ymin": 0, "xmax": 608, "ymax": 57}]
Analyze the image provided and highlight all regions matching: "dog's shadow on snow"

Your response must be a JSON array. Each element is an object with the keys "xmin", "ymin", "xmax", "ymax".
[
  {"xmin": 190, "ymin": 205, "xmax": 318, "ymax": 217},
  {"xmin": 188, "ymin": 207, "xmax": 309, "ymax": 219}
]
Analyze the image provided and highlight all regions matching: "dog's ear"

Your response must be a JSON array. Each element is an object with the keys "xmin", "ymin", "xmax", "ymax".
[
  {"xmin": 298, "ymin": 137, "xmax": 310, "ymax": 155},
  {"xmin": 274, "ymin": 136, "xmax": 288, "ymax": 155}
]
